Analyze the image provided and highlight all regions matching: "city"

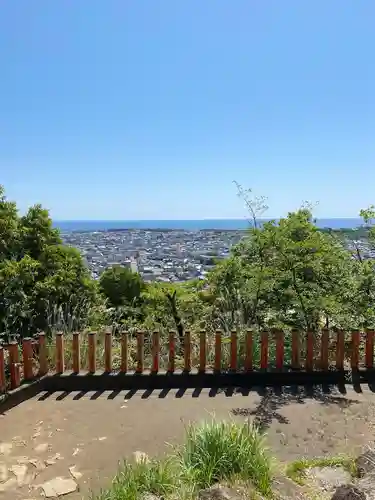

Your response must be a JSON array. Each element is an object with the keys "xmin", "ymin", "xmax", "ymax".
[{"xmin": 62, "ymin": 229, "xmax": 246, "ymax": 282}]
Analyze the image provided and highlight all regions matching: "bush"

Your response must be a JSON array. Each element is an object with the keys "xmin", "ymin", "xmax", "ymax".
[{"xmin": 178, "ymin": 418, "xmax": 272, "ymax": 495}]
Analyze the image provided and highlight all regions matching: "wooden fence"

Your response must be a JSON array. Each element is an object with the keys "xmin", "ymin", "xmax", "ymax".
[{"xmin": 1, "ymin": 329, "xmax": 374, "ymax": 394}]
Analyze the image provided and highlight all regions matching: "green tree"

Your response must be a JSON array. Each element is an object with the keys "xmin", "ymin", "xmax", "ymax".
[
  {"xmin": 0, "ymin": 185, "xmax": 99, "ymax": 340},
  {"xmin": 99, "ymin": 265, "xmax": 144, "ymax": 308}
]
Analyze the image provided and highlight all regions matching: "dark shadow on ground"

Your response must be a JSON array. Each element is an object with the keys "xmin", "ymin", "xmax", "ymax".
[{"xmin": 231, "ymin": 384, "xmax": 360, "ymax": 431}]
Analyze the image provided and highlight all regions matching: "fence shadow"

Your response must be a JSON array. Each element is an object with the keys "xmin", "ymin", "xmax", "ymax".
[{"xmin": 231, "ymin": 384, "xmax": 360, "ymax": 431}]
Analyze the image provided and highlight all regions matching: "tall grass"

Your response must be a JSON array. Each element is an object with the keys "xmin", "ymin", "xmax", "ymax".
[{"xmin": 93, "ymin": 418, "xmax": 272, "ymax": 500}]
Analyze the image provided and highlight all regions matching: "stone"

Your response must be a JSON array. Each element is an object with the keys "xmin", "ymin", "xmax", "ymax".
[
  {"xmin": 356, "ymin": 449, "xmax": 375, "ymax": 477},
  {"xmin": 0, "ymin": 463, "xmax": 8, "ymax": 483},
  {"xmin": 141, "ymin": 494, "xmax": 161, "ymax": 500},
  {"xmin": 28, "ymin": 459, "xmax": 46, "ymax": 471},
  {"xmin": 357, "ymin": 471, "xmax": 375, "ymax": 499},
  {"xmin": 10, "ymin": 464, "xmax": 28, "ymax": 486},
  {"xmin": 199, "ymin": 485, "xmax": 242, "ymax": 500},
  {"xmin": 330, "ymin": 484, "xmax": 366, "ymax": 500},
  {"xmin": 69, "ymin": 466, "xmax": 83, "ymax": 480},
  {"xmin": 306, "ymin": 466, "xmax": 352, "ymax": 492},
  {"xmin": 133, "ymin": 451, "xmax": 150, "ymax": 464},
  {"xmin": 39, "ymin": 477, "xmax": 78, "ymax": 497},
  {"xmin": 34, "ymin": 443, "xmax": 48, "ymax": 454},
  {"xmin": 0, "ymin": 442, "xmax": 12, "ymax": 455},
  {"xmin": 0, "ymin": 477, "xmax": 17, "ymax": 493}
]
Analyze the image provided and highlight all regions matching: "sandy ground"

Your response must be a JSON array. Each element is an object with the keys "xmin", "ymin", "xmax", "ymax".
[{"xmin": 1, "ymin": 385, "xmax": 375, "ymax": 499}]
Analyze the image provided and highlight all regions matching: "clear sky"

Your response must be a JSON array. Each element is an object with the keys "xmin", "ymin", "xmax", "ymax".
[{"xmin": 0, "ymin": 1, "xmax": 374, "ymax": 220}]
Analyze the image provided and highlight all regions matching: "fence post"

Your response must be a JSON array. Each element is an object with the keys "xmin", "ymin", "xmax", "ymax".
[
  {"xmin": 121, "ymin": 332, "xmax": 128, "ymax": 373},
  {"xmin": 0, "ymin": 346, "xmax": 5, "ymax": 393},
  {"xmin": 168, "ymin": 331, "xmax": 175, "ymax": 373},
  {"xmin": 184, "ymin": 331, "xmax": 191, "ymax": 372},
  {"xmin": 336, "ymin": 330, "xmax": 345, "ymax": 370},
  {"xmin": 275, "ymin": 330, "xmax": 284, "ymax": 370},
  {"xmin": 55, "ymin": 333, "xmax": 64, "ymax": 374},
  {"xmin": 321, "ymin": 329, "xmax": 329, "ymax": 370},
  {"xmin": 260, "ymin": 331, "xmax": 268, "ymax": 369},
  {"xmin": 291, "ymin": 330, "xmax": 300, "ymax": 369},
  {"xmin": 136, "ymin": 331, "xmax": 144, "ymax": 374},
  {"xmin": 88, "ymin": 332, "xmax": 96, "ymax": 374},
  {"xmin": 72, "ymin": 332, "xmax": 80, "ymax": 374},
  {"xmin": 365, "ymin": 329, "xmax": 374, "ymax": 369},
  {"xmin": 214, "ymin": 331, "xmax": 221, "ymax": 372},
  {"xmin": 305, "ymin": 331, "xmax": 314, "ymax": 371},
  {"xmin": 22, "ymin": 338, "xmax": 34, "ymax": 380},
  {"xmin": 8, "ymin": 342, "xmax": 20, "ymax": 389},
  {"xmin": 199, "ymin": 331, "xmax": 206, "ymax": 373},
  {"xmin": 38, "ymin": 333, "xmax": 48, "ymax": 376},
  {"xmin": 104, "ymin": 330, "xmax": 112, "ymax": 373},
  {"xmin": 351, "ymin": 330, "xmax": 360, "ymax": 370},
  {"xmin": 152, "ymin": 331, "xmax": 159, "ymax": 373},
  {"xmin": 245, "ymin": 330, "xmax": 253, "ymax": 372}
]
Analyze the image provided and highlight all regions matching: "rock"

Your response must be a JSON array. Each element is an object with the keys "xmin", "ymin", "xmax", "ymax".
[
  {"xmin": 356, "ymin": 449, "xmax": 375, "ymax": 477},
  {"xmin": 28, "ymin": 459, "xmax": 46, "ymax": 471},
  {"xmin": 0, "ymin": 442, "xmax": 12, "ymax": 455},
  {"xmin": 39, "ymin": 477, "xmax": 78, "ymax": 497},
  {"xmin": 357, "ymin": 471, "xmax": 375, "ymax": 499},
  {"xmin": 10, "ymin": 464, "xmax": 28, "ymax": 486},
  {"xmin": 34, "ymin": 443, "xmax": 49, "ymax": 454},
  {"xmin": 98, "ymin": 436, "xmax": 107, "ymax": 441},
  {"xmin": 331, "ymin": 484, "xmax": 366, "ymax": 500},
  {"xmin": 306, "ymin": 466, "xmax": 352, "ymax": 492},
  {"xmin": 69, "ymin": 466, "xmax": 83, "ymax": 480},
  {"xmin": 198, "ymin": 485, "xmax": 242, "ymax": 500},
  {"xmin": 0, "ymin": 463, "xmax": 8, "ymax": 483},
  {"xmin": 0, "ymin": 477, "xmax": 17, "ymax": 493},
  {"xmin": 133, "ymin": 451, "xmax": 150, "ymax": 464},
  {"xmin": 141, "ymin": 494, "xmax": 161, "ymax": 500}
]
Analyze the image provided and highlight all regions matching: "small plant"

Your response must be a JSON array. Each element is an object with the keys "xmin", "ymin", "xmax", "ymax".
[
  {"xmin": 286, "ymin": 455, "xmax": 357, "ymax": 485},
  {"xmin": 177, "ymin": 417, "xmax": 272, "ymax": 495}
]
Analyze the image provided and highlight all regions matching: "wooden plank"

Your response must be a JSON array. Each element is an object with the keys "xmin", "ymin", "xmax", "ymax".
[
  {"xmin": 351, "ymin": 330, "xmax": 360, "ymax": 369},
  {"xmin": 365, "ymin": 329, "xmax": 374, "ymax": 369},
  {"xmin": 88, "ymin": 332, "xmax": 96, "ymax": 374},
  {"xmin": 152, "ymin": 331, "xmax": 160, "ymax": 373},
  {"xmin": 8, "ymin": 342, "xmax": 20, "ymax": 389},
  {"xmin": 22, "ymin": 338, "xmax": 34, "ymax": 380},
  {"xmin": 230, "ymin": 331, "xmax": 237, "ymax": 371},
  {"xmin": 275, "ymin": 330, "xmax": 284, "ymax": 370},
  {"xmin": 104, "ymin": 330, "xmax": 112, "ymax": 373},
  {"xmin": 260, "ymin": 331, "xmax": 268, "ymax": 369},
  {"xmin": 121, "ymin": 332, "xmax": 128, "ymax": 373},
  {"xmin": 136, "ymin": 331, "xmax": 144, "ymax": 373},
  {"xmin": 55, "ymin": 333, "xmax": 64, "ymax": 374},
  {"xmin": 168, "ymin": 331, "xmax": 175, "ymax": 373},
  {"xmin": 72, "ymin": 332, "xmax": 80, "ymax": 374},
  {"xmin": 38, "ymin": 332, "xmax": 48, "ymax": 376},
  {"xmin": 0, "ymin": 346, "xmax": 6, "ymax": 393},
  {"xmin": 291, "ymin": 330, "xmax": 300, "ymax": 369},
  {"xmin": 214, "ymin": 331, "xmax": 221, "ymax": 372},
  {"xmin": 336, "ymin": 330, "xmax": 345, "ymax": 370},
  {"xmin": 184, "ymin": 331, "xmax": 191, "ymax": 372},
  {"xmin": 320, "ymin": 328, "xmax": 329, "ymax": 370},
  {"xmin": 305, "ymin": 331, "xmax": 314, "ymax": 371},
  {"xmin": 245, "ymin": 330, "xmax": 253, "ymax": 372},
  {"xmin": 199, "ymin": 331, "xmax": 206, "ymax": 373}
]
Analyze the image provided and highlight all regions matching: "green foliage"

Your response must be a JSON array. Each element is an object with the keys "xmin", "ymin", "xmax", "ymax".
[
  {"xmin": 99, "ymin": 265, "xmax": 144, "ymax": 308},
  {"xmin": 0, "ymin": 185, "xmax": 99, "ymax": 340}
]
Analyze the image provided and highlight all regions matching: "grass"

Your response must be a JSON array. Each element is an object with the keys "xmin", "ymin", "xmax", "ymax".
[
  {"xmin": 286, "ymin": 455, "xmax": 357, "ymax": 486},
  {"xmin": 93, "ymin": 418, "xmax": 272, "ymax": 500}
]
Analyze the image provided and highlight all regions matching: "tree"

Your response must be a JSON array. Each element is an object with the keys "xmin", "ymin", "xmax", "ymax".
[
  {"xmin": 0, "ymin": 185, "xmax": 99, "ymax": 340},
  {"xmin": 99, "ymin": 265, "xmax": 144, "ymax": 308}
]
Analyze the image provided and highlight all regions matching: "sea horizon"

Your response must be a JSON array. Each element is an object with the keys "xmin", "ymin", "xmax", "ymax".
[{"xmin": 53, "ymin": 218, "xmax": 365, "ymax": 232}]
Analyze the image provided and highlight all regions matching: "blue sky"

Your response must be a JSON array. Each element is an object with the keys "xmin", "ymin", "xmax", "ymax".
[{"xmin": 0, "ymin": 1, "xmax": 374, "ymax": 220}]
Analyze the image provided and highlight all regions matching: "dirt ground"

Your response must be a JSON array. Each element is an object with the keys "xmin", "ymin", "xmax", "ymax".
[{"xmin": 1, "ymin": 385, "xmax": 375, "ymax": 499}]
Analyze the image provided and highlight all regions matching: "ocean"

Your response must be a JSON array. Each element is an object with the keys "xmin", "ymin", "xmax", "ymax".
[{"xmin": 53, "ymin": 218, "xmax": 364, "ymax": 232}]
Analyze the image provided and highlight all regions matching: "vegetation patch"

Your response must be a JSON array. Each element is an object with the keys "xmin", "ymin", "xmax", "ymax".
[
  {"xmin": 93, "ymin": 418, "xmax": 272, "ymax": 500},
  {"xmin": 286, "ymin": 455, "xmax": 357, "ymax": 486}
]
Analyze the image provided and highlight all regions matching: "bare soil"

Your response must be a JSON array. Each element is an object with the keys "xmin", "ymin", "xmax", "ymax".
[{"xmin": 1, "ymin": 385, "xmax": 375, "ymax": 499}]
